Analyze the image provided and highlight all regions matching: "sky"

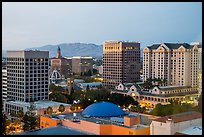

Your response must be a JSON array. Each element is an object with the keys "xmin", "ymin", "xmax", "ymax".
[{"xmin": 2, "ymin": 2, "xmax": 202, "ymax": 50}]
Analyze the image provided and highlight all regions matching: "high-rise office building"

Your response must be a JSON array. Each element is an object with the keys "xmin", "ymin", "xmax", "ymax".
[
  {"xmin": 103, "ymin": 41, "xmax": 140, "ymax": 89},
  {"xmin": 143, "ymin": 43, "xmax": 199, "ymax": 88},
  {"xmin": 6, "ymin": 50, "xmax": 49, "ymax": 102},
  {"xmin": 2, "ymin": 67, "xmax": 7, "ymax": 110}
]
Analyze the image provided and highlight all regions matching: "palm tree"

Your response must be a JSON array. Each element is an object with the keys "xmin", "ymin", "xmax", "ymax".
[
  {"xmin": 46, "ymin": 106, "xmax": 53, "ymax": 115},
  {"xmin": 58, "ymin": 104, "xmax": 65, "ymax": 113}
]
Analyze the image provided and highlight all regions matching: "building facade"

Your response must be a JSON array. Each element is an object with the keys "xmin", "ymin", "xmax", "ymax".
[
  {"xmin": 112, "ymin": 83, "xmax": 198, "ymax": 108},
  {"xmin": 2, "ymin": 67, "xmax": 7, "ymax": 110},
  {"xmin": 143, "ymin": 43, "xmax": 199, "ymax": 88},
  {"xmin": 50, "ymin": 47, "xmax": 72, "ymax": 78},
  {"xmin": 150, "ymin": 111, "xmax": 202, "ymax": 135},
  {"xmin": 103, "ymin": 41, "xmax": 140, "ymax": 89},
  {"xmin": 6, "ymin": 50, "xmax": 49, "ymax": 102},
  {"xmin": 71, "ymin": 56, "xmax": 93, "ymax": 75}
]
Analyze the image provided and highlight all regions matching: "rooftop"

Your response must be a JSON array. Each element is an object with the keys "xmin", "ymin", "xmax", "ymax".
[
  {"xmin": 147, "ymin": 43, "xmax": 194, "ymax": 50},
  {"xmin": 158, "ymin": 86, "xmax": 191, "ymax": 90},
  {"xmin": 176, "ymin": 126, "xmax": 202, "ymax": 135},
  {"xmin": 17, "ymin": 126, "xmax": 91, "ymax": 135},
  {"xmin": 6, "ymin": 100, "xmax": 70, "ymax": 109},
  {"xmin": 49, "ymin": 111, "xmax": 149, "ymax": 129},
  {"xmin": 153, "ymin": 111, "xmax": 202, "ymax": 123}
]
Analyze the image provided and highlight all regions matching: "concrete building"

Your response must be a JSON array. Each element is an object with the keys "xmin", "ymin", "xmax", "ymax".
[
  {"xmin": 175, "ymin": 126, "xmax": 202, "ymax": 135},
  {"xmin": 198, "ymin": 69, "xmax": 202, "ymax": 96},
  {"xmin": 112, "ymin": 84, "xmax": 198, "ymax": 108},
  {"xmin": 71, "ymin": 56, "xmax": 93, "ymax": 75},
  {"xmin": 2, "ymin": 67, "xmax": 7, "ymax": 110},
  {"xmin": 103, "ymin": 41, "xmax": 140, "ymax": 89},
  {"xmin": 150, "ymin": 111, "xmax": 202, "ymax": 135},
  {"xmin": 4, "ymin": 50, "xmax": 49, "ymax": 114},
  {"xmin": 93, "ymin": 64, "xmax": 103, "ymax": 75},
  {"xmin": 40, "ymin": 101, "xmax": 150, "ymax": 135},
  {"xmin": 6, "ymin": 50, "xmax": 49, "ymax": 102},
  {"xmin": 4, "ymin": 100, "xmax": 71, "ymax": 115},
  {"xmin": 143, "ymin": 43, "xmax": 199, "ymax": 88},
  {"xmin": 50, "ymin": 47, "xmax": 72, "ymax": 78},
  {"xmin": 76, "ymin": 82, "xmax": 102, "ymax": 91}
]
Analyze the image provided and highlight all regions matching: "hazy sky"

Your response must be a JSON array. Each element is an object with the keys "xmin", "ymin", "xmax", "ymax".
[{"xmin": 2, "ymin": 2, "xmax": 202, "ymax": 50}]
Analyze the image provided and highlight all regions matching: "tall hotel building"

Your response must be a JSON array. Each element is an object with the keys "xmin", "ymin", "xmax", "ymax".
[
  {"xmin": 103, "ymin": 41, "xmax": 140, "ymax": 89},
  {"xmin": 143, "ymin": 43, "xmax": 199, "ymax": 88},
  {"xmin": 6, "ymin": 50, "xmax": 49, "ymax": 103}
]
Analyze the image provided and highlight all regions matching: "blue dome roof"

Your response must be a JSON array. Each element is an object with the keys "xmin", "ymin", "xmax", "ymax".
[{"xmin": 82, "ymin": 101, "xmax": 125, "ymax": 117}]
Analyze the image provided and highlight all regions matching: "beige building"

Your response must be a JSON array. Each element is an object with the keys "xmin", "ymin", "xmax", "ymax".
[
  {"xmin": 143, "ymin": 43, "xmax": 199, "ymax": 88},
  {"xmin": 103, "ymin": 41, "xmax": 140, "ymax": 89},
  {"xmin": 150, "ymin": 111, "xmax": 202, "ymax": 135},
  {"xmin": 71, "ymin": 56, "xmax": 93, "ymax": 75},
  {"xmin": 112, "ymin": 83, "xmax": 198, "ymax": 108},
  {"xmin": 50, "ymin": 47, "xmax": 72, "ymax": 78}
]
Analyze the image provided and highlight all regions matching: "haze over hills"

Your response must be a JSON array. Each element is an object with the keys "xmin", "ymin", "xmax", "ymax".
[
  {"xmin": 2, "ymin": 43, "xmax": 144, "ymax": 58},
  {"xmin": 25, "ymin": 43, "xmax": 103, "ymax": 58}
]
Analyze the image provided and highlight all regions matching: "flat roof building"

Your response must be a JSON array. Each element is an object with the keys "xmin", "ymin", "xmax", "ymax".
[
  {"xmin": 150, "ymin": 111, "xmax": 202, "ymax": 135},
  {"xmin": 103, "ymin": 41, "xmax": 140, "ymax": 89},
  {"xmin": 40, "ymin": 101, "xmax": 150, "ymax": 135}
]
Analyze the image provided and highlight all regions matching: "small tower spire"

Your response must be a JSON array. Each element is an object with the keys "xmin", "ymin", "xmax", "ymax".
[{"xmin": 56, "ymin": 46, "xmax": 61, "ymax": 58}]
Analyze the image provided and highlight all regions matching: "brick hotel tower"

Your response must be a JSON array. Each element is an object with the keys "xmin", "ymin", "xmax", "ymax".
[{"xmin": 103, "ymin": 41, "xmax": 140, "ymax": 89}]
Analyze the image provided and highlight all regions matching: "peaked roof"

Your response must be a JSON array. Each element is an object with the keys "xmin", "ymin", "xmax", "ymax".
[{"xmin": 147, "ymin": 43, "xmax": 193, "ymax": 50}]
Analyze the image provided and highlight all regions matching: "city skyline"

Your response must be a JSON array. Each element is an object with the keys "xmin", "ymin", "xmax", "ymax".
[{"xmin": 2, "ymin": 2, "xmax": 202, "ymax": 50}]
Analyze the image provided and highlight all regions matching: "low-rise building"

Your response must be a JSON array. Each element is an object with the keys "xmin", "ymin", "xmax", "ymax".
[
  {"xmin": 76, "ymin": 82, "xmax": 102, "ymax": 91},
  {"xmin": 4, "ymin": 100, "xmax": 71, "ymax": 115},
  {"xmin": 39, "ymin": 101, "xmax": 150, "ymax": 135},
  {"xmin": 175, "ymin": 126, "xmax": 202, "ymax": 135},
  {"xmin": 150, "ymin": 111, "xmax": 202, "ymax": 135},
  {"xmin": 112, "ymin": 84, "xmax": 198, "ymax": 108}
]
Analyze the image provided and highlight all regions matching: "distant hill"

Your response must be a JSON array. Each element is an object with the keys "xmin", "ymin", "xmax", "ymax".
[
  {"xmin": 2, "ymin": 43, "xmax": 144, "ymax": 58},
  {"xmin": 25, "ymin": 43, "xmax": 103, "ymax": 58}
]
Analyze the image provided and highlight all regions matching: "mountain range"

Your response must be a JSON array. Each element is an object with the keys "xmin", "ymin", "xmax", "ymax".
[{"xmin": 2, "ymin": 43, "xmax": 144, "ymax": 58}]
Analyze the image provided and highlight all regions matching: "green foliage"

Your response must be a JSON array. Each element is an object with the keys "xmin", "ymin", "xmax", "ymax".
[
  {"xmin": 46, "ymin": 107, "xmax": 53, "ymax": 115},
  {"xmin": 49, "ymin": 92, "xmax": 67, "ymax": 103},
  {"xmin": 86, "ymin": 85, "xmax": 90, "ymax": 91},
  {"xmin": 93, "ymin": 68, "xmax": 98, "ymax": 75},
  {"xmin": 197, "ymin": 95, "xmax": 202, "ymax": 113},
  {"xmin": 150, "ymin": 102, "xmax": 196, "ymax": 116},
  {"xmin": 71, "ymin": 88, "xmax": 138, "ymax": 110},
  {"xmin": 2, "ymin": 113, "xmax": 7, "ymax": 135},
  {"xmin": 141, "ymin": 78, "xmax": 168, "ymax": 89},
  {"xmin": 49, "ymin": 83, "xmax": 64, "ymax": 92},
  {"xmin": 129, "ymin": 105, "xmax": 146, "ymax": 113},
  {"xmin": 58, "ymin": 104, "xmax": 65, "ymax": 113},
  {"xmin": 17, "ymin": 110, "xmax": 24, "ymax": 119},
  {"xmin": 22, "ymin": 114, "xmax": 38, "ymax": 131}
]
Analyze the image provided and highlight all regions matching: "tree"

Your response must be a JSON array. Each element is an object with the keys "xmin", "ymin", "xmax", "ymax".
[
  {"xmin": 70, "ymin": 87, "xmax": 74, "ymax": 96},
  {"xmin": 17, "ymin": 110, "xmax": 24, "ymax": 119},
  {"xmin": 22, "ymin": 113, "xmax": 38, "ymax": 131},
  {"xmin": 86, "ymin": 85, "xmax": 90, "ymax": 91},
  {"xmin": 197, "ymin": 95, "xmax": 202, "ymax": 113},
  {"xmin": 58, "ymin": 104, "xmax": 65, "ymax": 113},
  {"xmin": 46, "ymin": 107, "xmax": 53, "ymax": 115},
  {"xmin": 93, "ymin": 68, "xmax": 98, "ymax": 75},
  {"xmin": 2, "ymin": 113, "xmax": 7, "ymax": 135},
  {"xmin": 87, "ymin": 69, "xmax": 92, "ymax": 76},
  {"xmin": 49, "ymin": 92, "xmax": 67, "ymax": 103}
]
